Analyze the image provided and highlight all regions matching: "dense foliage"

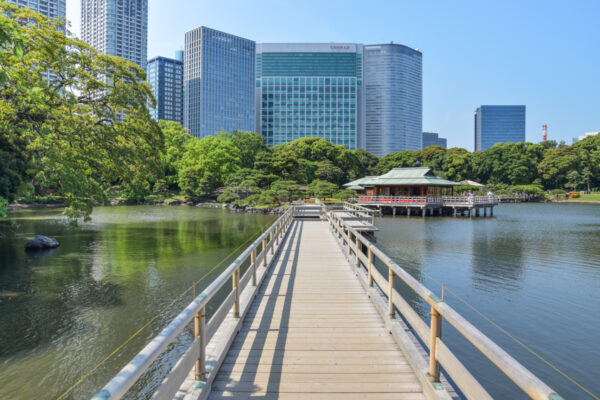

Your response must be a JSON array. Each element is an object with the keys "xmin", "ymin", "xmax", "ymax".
[{"xmin": 2, "ymin": 4, "xmax": 599, "ymax": 218}]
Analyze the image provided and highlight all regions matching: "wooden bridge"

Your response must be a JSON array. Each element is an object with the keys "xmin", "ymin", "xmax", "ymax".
[{"xmin": 92, "ymin": 205, "xmax": 562, "ymax": 400}]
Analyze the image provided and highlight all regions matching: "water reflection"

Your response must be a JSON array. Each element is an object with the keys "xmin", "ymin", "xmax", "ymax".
[{"xmin": 0, "ymin": 206, "xmax": 275, "ymax": 399}]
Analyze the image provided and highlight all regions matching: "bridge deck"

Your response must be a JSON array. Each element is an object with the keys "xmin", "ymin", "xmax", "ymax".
[{"xmin": 208, "ymin": 220, "xmax": 425, "ymax": 399}]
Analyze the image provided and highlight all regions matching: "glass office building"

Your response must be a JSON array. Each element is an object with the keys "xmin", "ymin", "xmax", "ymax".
[
  {"xmin": 422, "ymin": 132, "xmax": 447, "ymax": 149},
  {"xmin": 147, "ymin": 52, "xmax": 183, "ymax": 124},
  {"xmin": 363, "ymin": 44, "xmax": 422, "ymax": 156},
  {"xmin": 184, "ymin": 26, "xmax": 255, "ymax": 139},
  {"xmin": 81, "ymin": 0, "xmax": 148, "ymax": 69},
  {"xmin": 256, "ymin": 43, "xmax": 363, "ymax": 149},
  {"xmin": 474, "ymin": 105, "xmax": 526, "ymax": 151}
]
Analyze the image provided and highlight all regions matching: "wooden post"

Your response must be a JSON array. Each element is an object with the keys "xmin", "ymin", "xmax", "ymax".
[
  {"xmin": 428, "ymin": 307, "xmax": 442, "ymax": 382},
  {"xmin": 491, "ymin": 207, "xmax": 494, "ymax": 216},
  {"xmin": 407, "ymin": 208, "xmax": 411, "ymax": 216},
  {"xmin": 355, "ymin": 234, "xmax": 360, "ymax": 271},
  {"xmin": 270, "ymin": 231, "xmax": 274, "ymax": 254},
  {"xmin": 388, "ymin": 267, "xmax": 395, "ymax": 319},
  {"xmin": 347, "ymin": 229, "xmax": 351, "ymax": 257},
  {"xmin": 233, "ymin": 269, "xmax": 240, "ymax": 318},
  {"xmin": 367, "ymin": 247, "xmax": 373, "ymax": 287},
  {"xmin": 251, "ymin": 248, "xmax": 256, "ymax": 287},
  {"xmin": 262, "ymin": 238, "xmax": 267, "ymax": 267},
  {"xmin": 194, "ymin": 306, "xmax": 206, "ymax": 381}
]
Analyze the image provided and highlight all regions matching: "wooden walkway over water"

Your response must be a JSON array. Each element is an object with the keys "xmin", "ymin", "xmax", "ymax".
[
  {"xmin": 209, "ymin": 220, "xmax": 422, "ymax": 399},
  {"xmin": 93, "ymin": 204, "xmax": 563, "ymax": 400}
]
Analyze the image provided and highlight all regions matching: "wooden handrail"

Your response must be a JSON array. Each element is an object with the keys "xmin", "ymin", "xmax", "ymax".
[
  {"xmin": 91, "ymin": 208, "xmax": 295, "ymax": 400},
  {"xmin": 327, "ymin": 211, "xmax": 561, "ymax": 400}
]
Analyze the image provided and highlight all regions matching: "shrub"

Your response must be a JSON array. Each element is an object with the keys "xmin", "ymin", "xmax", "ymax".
[{"xmin": 217, "ymin": 189, "xmax": 237, "ymax": 203}]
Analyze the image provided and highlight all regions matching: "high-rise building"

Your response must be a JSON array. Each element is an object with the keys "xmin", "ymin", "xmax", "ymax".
[
  {"xmin": 363, "ymin": 44, "xmax": 422, "ymax": 156},
  {"xmin": 255, "ymin": 42, "xmax": 422, "ymax": 155},
  {"xmin": 6, "ymin": 0, "xmax": 66, "ymax": 28},
  {"xmin": 184, "ymin": 26, "xmax": 255, "ymax": 138},
  {"xmin": 81, "ymin": 0, "xmax": 148, "ymax": 69},
  {"xmin": 147, "ymin": 52, "xmax": 183, "ymax": 124},
  {"xmin": 422, "ymin": 132, "xmax": 447, "ymax": 149},
  {"xmin": 474, "ymin": 105, "xmax": 526, "ymax": 151},
  {"xmin": 256, "ymin": 43, "xmax": 363, "ymax": 149}
]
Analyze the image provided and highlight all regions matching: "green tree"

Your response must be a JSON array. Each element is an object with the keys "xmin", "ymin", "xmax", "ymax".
[
  {"xmin": 308, "ymin": 180, "xmax": 339, "ymax": 198},
  {"xmin": 565, "ymin": 170, "xmax": 581, "ymax": 191},
  {"xmin": 314, "ymin": 160, "xmax": 345, "ymax": 186},
  {"xmin": 538, "ymin": 147, "xmax": 579, "ymax": 189},
  {"xmin": 178, "ymin": 136, "xmax": 241, "ymax": 201},
  {"xmin": 220, "ymin": 130, "xmax": 268, "ymax": 169},
  {"xmin": 377, "ymin": 151, "xmax": 419, "ymax": 174},
  {"xmin": 159, "ymin": 120, "xmax": 191, "ymax": 189},
  {"xmin": 1, "ymin": 4, "xmax": 163, "ymax": 220}
]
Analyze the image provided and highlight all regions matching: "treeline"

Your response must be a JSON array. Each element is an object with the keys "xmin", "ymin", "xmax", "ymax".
[{"xmin": 1, "ymin": 4, "xmax": 599, "ymax": 219}]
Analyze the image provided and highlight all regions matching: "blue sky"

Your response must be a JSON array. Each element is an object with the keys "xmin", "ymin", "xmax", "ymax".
[{"xmin": 66, "ymin": 0, "xmax": 599, "ymax": 150}]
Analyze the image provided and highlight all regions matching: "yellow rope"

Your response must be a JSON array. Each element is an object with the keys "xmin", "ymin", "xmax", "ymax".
[
  {"xmin": 416, "ymin": 268, "xmax": 600, "ymax": 400},
  {"xmin": 55, "ymin": 224, "xmax": 267, "ymax": 400}
]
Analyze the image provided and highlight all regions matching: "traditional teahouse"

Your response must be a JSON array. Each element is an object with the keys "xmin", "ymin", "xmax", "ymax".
[
  {"xmin": 344, "ymin": 167, "xmax": 460, "ymax": 196},
  {"xmin": 343, "ymin": 167, "xmax": 497, "ymax": 217}
]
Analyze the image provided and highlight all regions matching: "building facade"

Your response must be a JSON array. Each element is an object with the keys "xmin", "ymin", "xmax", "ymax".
[
  {"xmin": 363, "ymin": 44, "xmax": 422, "ymax": 156},
  {"xmin": 6, "ymin": 0, "xmax": 66, "ymax": 27},
  {"xmin": 81, "ymin": 0, "xmax": 148, "ymax": 69},
  {"xmin": 256, "ymin": 43, "xmax": 363, "ymax": 149},
  {"xmin": 184, "ymin": 26, "xmax": 255, "ymax": 139},
  {"xmin": 422, "ymin": 132, "xmax": 447, "ymax": 149},
  {"xmin": 147, "ymin": 52, "xmax": 183, "ymax": 124},
  {"xmin": 474, "ymin": 105, "xmax": 526, "ymax": 151}
]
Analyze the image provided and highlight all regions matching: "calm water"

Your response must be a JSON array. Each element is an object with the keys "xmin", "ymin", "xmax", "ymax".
[
  {"xmin": 1, "ymin": 204, "xmax": 598, "ymax": 399},
  {"xmin": 0, "ymin": 206, "xmax": 275, "ymax": 399},
  {"xmin": 374, "ymin": 203, "xmax": 600, "ymax": 399}
]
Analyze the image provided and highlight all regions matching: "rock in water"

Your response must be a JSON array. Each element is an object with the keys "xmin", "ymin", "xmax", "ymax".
[{"xmin": 25, "ymin": 235, "xmax": 60, "ymax": 251}]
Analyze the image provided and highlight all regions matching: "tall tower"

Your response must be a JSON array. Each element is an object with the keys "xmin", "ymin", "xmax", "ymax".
[
  {"xmin": 6, "ymin": 0, "xmax": 66, "ymax": 34},
  {"xmin": 81, "ymin": 0, "xmax": 148, "ymax": 70},
  {"xmin": 542, "ymin": 124, "xmax": 548, "ymax": 141},
  {"xmin": 184, "ymin": 26, "xmax": 255, "ymax": 138},
  {"xmin": 363, "ymin": 43, "xmax": 423, "ymax": 156}
]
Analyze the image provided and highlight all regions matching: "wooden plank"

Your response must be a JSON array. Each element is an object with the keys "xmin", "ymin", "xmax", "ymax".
[{"xmin": 209, "ymin": 392, "xmax": 427, "ymax": 400}]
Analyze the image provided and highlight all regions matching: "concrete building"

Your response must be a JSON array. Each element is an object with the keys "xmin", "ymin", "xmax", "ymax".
[
  {"xmin": 184, "ymin": 26, "xmax": 255, "ymax": 139},
  {"xmin": 256, "ymin": 42, "xmax": 422, "ymax": 155},
  {"xmin": 363, "ymin": 44, "xmax": 422, "ymax": 156},
  {"xmin": 81, "ymin": 0, "xmax": 148, "ymax": 69},
  {"xmin": 6, "ymin": 0, "xmax": 66, "ymax": 28},
  {"xmin": 474, "ymin": 105, "xmax": 526, "ymax": 151},
  {"xmin": 422, "ymin": 132, "xmax": 447, "ymax": 149},
  {"xmin": 147, "ymin": 51, "xmax": 183, "ymax": 124}
]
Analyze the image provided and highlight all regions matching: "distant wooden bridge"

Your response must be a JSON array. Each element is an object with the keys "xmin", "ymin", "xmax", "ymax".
[
  {"xmin": 92, "ymin": 205, "xmax": 562, "ymax": 400},
  {"xmin": 352, "ymin": 196, "xmax": 499, "ymax": 217}
]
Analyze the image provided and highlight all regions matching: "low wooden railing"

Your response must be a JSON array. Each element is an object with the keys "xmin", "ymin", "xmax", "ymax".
[
  {"xmin": 353, "ymin": 195, "xmax": 498, "ymax": 207},
  {"xmin": 91, "ymin": 208, "xmax": 295, "ymax": 400},
  {"xmin": 327, "ymin": 211, "xmax": 562, "ymax": 400}
]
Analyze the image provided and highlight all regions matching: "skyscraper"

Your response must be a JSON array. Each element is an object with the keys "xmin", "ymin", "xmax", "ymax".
[
  {"xmin": 7, "ymin": 0, "xmax": 66, "ymax": 26},
  {"xmin": 147, "ymin": 51, "xmax": 183, "ymax": 124},
  {"xmin": 256, "ymin": 43, "xmax": 363, "ymax": 149},
  {"xmin": 422, "ymin": 132, "xmax": 447, "ymax": 149},
  {"xmin": 474, "ymin": 105, "xmax": 526, "ymax": 151},
  {"xmin": 184, "ymin": 26, "xmax": 255, "ymax": 139},
  {"xmin": 81, "ymin": 0, "xmax": 148, "ymax": 69},
  {"xmin": 363, "ymin": 44, "xmax": 422, "ymax": 156}
]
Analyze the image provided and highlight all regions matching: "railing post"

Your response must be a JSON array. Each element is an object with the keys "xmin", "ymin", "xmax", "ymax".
[
  {"xmin": 233, "ymin": 268, "xmax": 240, "ymax": 318},
  {"xmin": 367, "ymin": 247, "xmax": 373, "ymax": 287},
  {"xmin": 428, "ymin": 307, "xmax": 442, "ymax": 382},
  {"xmin": 251, "ymin": 248, "xmax": 256, "ymax": 287},
  {"xmin": 388, "ymin": 267, "xmax": 395, "ymax": 319},
  {"xmin": 346, "ymin": 229, "xmax": 351, "ymax": 258},
  {"xmin": 270, "ymin": 231, "xmax": 274, "ymax": 255},
  {"xmin": 194, "ymin": 306, "xmax": 206, "ymax": 381},
  {"xmin": 262, "ymin": 238, "xmax": 267, "ymax": 267},
  {"xmin": 355, "ymin": 234, "xmax": 360, "ymax": 272}
]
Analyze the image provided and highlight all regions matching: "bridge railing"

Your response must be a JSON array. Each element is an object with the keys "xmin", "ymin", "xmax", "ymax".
[
  {"xmin": 92, "ymin": 207, "xmax": 295, "ymax": 400},
  {"xmin": 327, "ymin": 211, "xmax": 561, "ymax": 400},
  {"xmin": 352, "ymin": 195, "xmax": 498, "ymax": 207}
]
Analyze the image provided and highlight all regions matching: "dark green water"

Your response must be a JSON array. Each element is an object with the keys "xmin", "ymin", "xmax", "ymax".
[
  {"xmin": 374, "ymin": 203, "xmax": 600, "ymax": 399},
  {"xmin": 0, "ymin": 206, "xmax": 275, "ymax": 399}
]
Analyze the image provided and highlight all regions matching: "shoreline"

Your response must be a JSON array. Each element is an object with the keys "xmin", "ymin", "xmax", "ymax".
[{"xmin": 7, "ymin": 200, "xmax": 287, "ymax": 215}]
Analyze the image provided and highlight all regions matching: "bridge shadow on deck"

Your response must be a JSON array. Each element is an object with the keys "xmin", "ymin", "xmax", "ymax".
[{"xmin": 211, "ymin": 220, "xmax": 303, "ymax": 398}]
